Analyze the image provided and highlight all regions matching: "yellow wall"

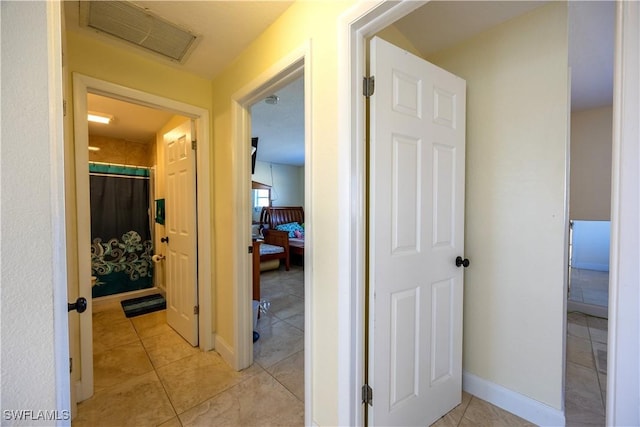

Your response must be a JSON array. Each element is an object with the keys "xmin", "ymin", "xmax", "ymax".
[
  {"xmin": 428, "ymin": 3, "xmax": 569, "ymax": 408},
  {"xmin": 211, "ymin": 2, "xmax": 353, "ymax": 424}
]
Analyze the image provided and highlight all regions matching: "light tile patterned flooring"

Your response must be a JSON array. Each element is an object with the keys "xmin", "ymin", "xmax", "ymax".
[
  {"xmin": 76, "ymin": 265, "xmax": 602, "ymax": 426},
  {"xmin": 566, "ymin": 312, "xmax": 608, "ymax": 427}
]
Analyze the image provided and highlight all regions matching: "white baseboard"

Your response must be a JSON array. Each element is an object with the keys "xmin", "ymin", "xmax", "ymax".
[
  {"xmin": 463, "ymin": 371, "xmax": 565, "ymax": 426},
  {"xmin": 92, "ymin": 286, "xmax": 164, "ymax": 309},
  {"xmin": 214, "ymin": 334, "xmax": 235, "ymax": 367}
]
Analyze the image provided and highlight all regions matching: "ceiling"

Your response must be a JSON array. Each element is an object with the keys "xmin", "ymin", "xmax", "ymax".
[
  {"xmin": 77, "ymin": 1, "xmax": 614, "ymax": 165},
  {"xmin": 64, "ymin": 1, "xmax": 294, "ymax": 80}
]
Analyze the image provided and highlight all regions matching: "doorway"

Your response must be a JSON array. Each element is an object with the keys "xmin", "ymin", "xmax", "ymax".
[
  {"xmin": 71, "ymin": 74, "xmax": 213, "ymax": 403},
  {"xmin": 348, "ymin": 2, "xmax": 576, "ymax": 425},
  {"xmin": 249, "ymin": 75, "xmax": 306, "ymax": 400},
  {"xmin": 230, "ymin": 44, "xmax": 311, "ymax": 423}
]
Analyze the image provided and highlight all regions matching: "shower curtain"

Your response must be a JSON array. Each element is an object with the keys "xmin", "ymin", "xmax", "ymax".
[{"xmin": 90, "ymin": 163, "xmax": 153, "ymax": 298}]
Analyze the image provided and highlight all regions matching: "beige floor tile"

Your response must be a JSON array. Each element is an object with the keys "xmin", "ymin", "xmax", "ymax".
[
  {"xmin": 587, "ymin": 316, "xmax": 608, "ymax": 344},
  {"xmin": 566, "ymin": 361, "xmax": 604, "ymax": 415},
  {"xmin": 253, "ymin": 320, "xmax": 304, "ymax": 369},
  {"xmin": 131, "ymin": 310, "xmax": 174, "ymax": 338},
  {"xmin": 73, "ymin": 371, "xmax": 175, "ymax": 427},
  {"xmin": 93, "ymin": 318, "xmax": 139, "ymax": 353},
  {"xmin": 592, "ymin": 341, "xmax": 607, "ymax": 375},
  {"xmin": 268, "ymin": 293, "xmax": 304, "ymax": 321},
  {"xmin": 567, "ymin": 335, "xmax": 595, "ymax": 369},
  {"xmin": 93, "ymin": 340, "xmax": 154, "ymax": 392},
  {"xmin": 178, "ymin": 371, "xmax": 304, "ymax": 427},
  {"xmin": 565, "ymin": 399, "xmax": 606, "ymax": 427},
  {"xmin": 430, "ymin": 391, "xmax": 472, "ymax": 427},
  {"xmin": 93, "ymin": 302, "xmax": 127, "ymax": 324},
  {"xmin": 157, "ymin": 416, "xmax": 182, "ymax": 427},
  {"xmin": 141, "ymin": 329, "xmax": 200, "ymax": 368},
  {"xmin": 461, "ymin": 397, "xmax": 535, "ymax": 427},
  {"xmin": 281, "ymin": 312, "xmax": 305, "ymax": 331},
  {"xmin": 157, "ymin": 350, "xmax": 263, "ymax": 414},
  {"xmin": 567, "ymin": 312, "xmax": 590, "ymax": 339},
  {"xmin": 266, "ymin": 350, "xmax": 304, "ymax": 401}
]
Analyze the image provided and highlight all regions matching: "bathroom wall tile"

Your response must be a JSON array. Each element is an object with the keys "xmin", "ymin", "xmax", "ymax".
[
  {"xmin": 131, "ymin": 310, "xmax": 173, "ymax": 339},
  {"xmin": 178, "ymin": 371, "xmax": 304, "ymax": 427},
  {"xmin": 265, "ymin": 350, "xmax": 304, "ymax": 402},
  {"xmin": 157, "ymin": 350, "xmax": 263, "ymax": 415},
  {"xmin": 141, "ymin": 329, "xmax": 200, "ymax": 368},
  {"xmin": 253, "ymin": 319, "xmax": 304, "ymax": 369},
  {"xmin": 74, "ymin": 371, "xmax": 175, "ymax": 427},
  {"xmin": 93, "ymin": 318, "xmax": 139, "ymax": 353},
  {"xmin": 567, "ymin": 335, "xmax": 595, "ymax": 369},
  {"xmin": 93, "ymin": 340, "xmax": 153, "ymax": 392}
]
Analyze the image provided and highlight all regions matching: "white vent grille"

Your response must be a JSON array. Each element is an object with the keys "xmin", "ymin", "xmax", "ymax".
[{"xmin": 81, "ymin": 1, "xmax": 197, "ymax": 63}]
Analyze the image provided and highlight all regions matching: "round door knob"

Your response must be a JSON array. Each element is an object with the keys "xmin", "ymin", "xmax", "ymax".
[
  {"xmin": 161, "ymin": 236, "xmax": 169, "ymax": 243},
  {"xmin": 68, "ymin": 297, "xmax": 88, "ymax": 313},
  {"xmin": 455, "ymin": 256, "xmax": 470, "ymax": 268}
]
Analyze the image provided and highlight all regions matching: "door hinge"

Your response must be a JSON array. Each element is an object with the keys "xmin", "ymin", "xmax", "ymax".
[
  {"xmin": 63, "ymin": 100, "xmax": 67, "ymax": 117},
  {"xmin": 248, "ymin": 245, "xmax": 253, "ymax": 254},
  {"xmin": 362, "ymin": 384, "xmax": 373, "ymax": 406},
  {"xmin": 363, "ymin": 76, "xmax": 375, "ymax": 97},
  {"xmin": 194, "ymin": 305, "xmax": 199, "ymax": 315},
  {"xmin": 192, "ymin": 140, "xmax": 197, "ymax": 150},
  {"xmin": 69, "ymin": 357, "xmax": 73, "ymax": 374}
]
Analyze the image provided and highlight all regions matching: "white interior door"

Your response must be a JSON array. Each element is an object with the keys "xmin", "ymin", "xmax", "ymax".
[
  {"xmin": 369, "ymin": 36, "xmax": 466, "ymax": 426},
  {"xmin": 164, "ymin": 119, "xmax": 198, "ymax": 346}
]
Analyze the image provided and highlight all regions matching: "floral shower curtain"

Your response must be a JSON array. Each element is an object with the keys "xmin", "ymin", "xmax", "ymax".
[{"xmin": 90, "ymin": 164, "xmax": 153, "ymax": 298}]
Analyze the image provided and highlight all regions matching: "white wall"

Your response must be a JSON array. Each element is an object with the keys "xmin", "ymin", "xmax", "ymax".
[
  {"xmin": 429, "ymin": 2, "xmax": 569, "ymax": 410},
  {"xmin": 570, "ymin": 106, "xmax": 613, "ymax": 220},
  {"xmin": 1, "ymin": 1, "xmax": 70, "ymax": 423},
  {"xmin": 252, "ymin": 160, "xmax": 304, "ymax": 206}
]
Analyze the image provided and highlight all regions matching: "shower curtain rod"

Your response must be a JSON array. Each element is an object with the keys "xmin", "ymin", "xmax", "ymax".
[{"xmin": 89, "ymin": 161, "xmax": 151, "ymax": 170}]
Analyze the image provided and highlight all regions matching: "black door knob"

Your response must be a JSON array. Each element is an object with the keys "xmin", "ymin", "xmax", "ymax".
[
  {"xmin": 161, "ymin": 236, "xmax": 169, "ymax": 243},
  {"xmin": 68, "ymin": 297, "xmax": 88, "ymax": 313},
  {"xmin": 455, "ymin": 256, "xmax": 470, "ymax": 268}
]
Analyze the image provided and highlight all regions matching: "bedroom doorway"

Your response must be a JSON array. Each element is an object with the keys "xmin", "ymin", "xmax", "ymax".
[
  {"xmin": 232, "ymin": 46, "xmax": 311, "ymax": 423},
  {"xmin": 249, "ymin": 75, "xmax": 305, "ymax": 394}
]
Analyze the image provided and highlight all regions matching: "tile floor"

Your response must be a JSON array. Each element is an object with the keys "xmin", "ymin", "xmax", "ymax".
[
  {"xmin": 73, "ymin": 266, "xmax": 305, "ymax": 427},
  {"xmin": 566, "ymin": 311, "xmax": 608, "ymax": 427},
  {"xmin": 568, "ymin": 268, "xmax": 609, "ymax": 307},
  {"xmin": 76, "ymin": 264, "xmax": 580, "ymax": 427}
]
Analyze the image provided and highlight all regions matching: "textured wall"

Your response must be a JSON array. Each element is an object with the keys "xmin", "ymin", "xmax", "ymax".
[{"xmin": 1, "ymin": 1, "xmax": 69, "ymax": 422}]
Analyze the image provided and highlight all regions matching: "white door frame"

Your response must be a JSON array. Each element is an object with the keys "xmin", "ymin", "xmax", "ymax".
[
  {"xmin": 231, "ymin": 41, "xmax": 312, "ymax": 425},
  {"xmin": 72, "ymin": 73, "xmax": 213, "ymax": 400},
  {"xmin": 337, "ymin": 1, "xmax": 640, "ymax": 426}
]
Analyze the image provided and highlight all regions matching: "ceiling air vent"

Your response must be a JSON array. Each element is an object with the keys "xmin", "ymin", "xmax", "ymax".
[{"xmin": 80, "ymin": 1, "xmax": 198, "ymax": 63}]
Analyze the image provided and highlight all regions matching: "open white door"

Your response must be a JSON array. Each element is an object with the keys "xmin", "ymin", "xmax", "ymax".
[
  {"xmin": 164, "ymin": 119, "xmax": 199, "ymax": 346},
  {"xmin": 368, "ymin": 37, "xmax": 466, "ymax": 426}
]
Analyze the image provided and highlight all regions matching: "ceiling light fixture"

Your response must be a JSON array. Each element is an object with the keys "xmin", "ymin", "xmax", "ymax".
[
  {"xmin": 265, "ymin": 95, "xmax": 279, "ymax": 105},
  {"xmin": 87, "ymin": 112, "xmax": 113, "ymax": 124}
]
